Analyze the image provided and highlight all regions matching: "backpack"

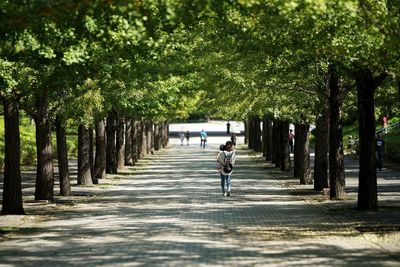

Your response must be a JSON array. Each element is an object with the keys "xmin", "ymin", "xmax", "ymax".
[{"xmin": 223, "ymin": 152, "xmax": 233, "ymax": 173}]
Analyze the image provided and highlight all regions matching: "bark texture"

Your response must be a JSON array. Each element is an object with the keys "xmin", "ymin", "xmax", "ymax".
[
  {"xmin": 106, "ymin": 111, "xmax": 118, "ymax": 174},
  {"xmin": 297, "ymin": 124, "xmax": 312, "ymax": 185},
  {"xmin": 272, "ymin": 122, "xmax": 280, "ymax": 167},
  {"xmin": 131, "ymin": 120, "xmax": 139, "ymax": 162},
  {"xmin": 141, "ymin": 120, "xmax": 147, "ymax": 157},
  {"xmin": 116, "ymin": 116, "xmax": 125, "ymax": 169},
  {"xmin": 146, "ymin": 120, "xmax": 153, "ymax": 155},
  {"xmin": 89, "ymin": 127, "xmax": 96, "ymax": 184},
  {"xmin": 125, "ymin": 118, "xmax": 133, "ymax": 165},
  {"xmin": 314, "ymin": 113, "xmax": 329, "ymax": 191},
  {"xmin": 55, "ymin": 116, "xmax": 72, "ymax": 196},
  {"xmin": 294, "ymin": 124, "xmax": 301, "ymax": 178},
  {"xmin": 78, "ymin": 124, "xmax": 93, "ymax": 186},
  {"xmin": 244, "ymin": 120, "xmax": 249, "ymax": 145},
  {"xmin": 1, "ymin": 98, "xmax": 25, "ymax": 214},
  {"xmin": 154, "ymin": 123, "xmax": 161, "ymax": 151},
  {"xmin": 328, "ymin": 64, "xmax": 346, "ymax": 199},
  {"xmin": 356, "ymin": 69, "xmax": 386, "ymax": 210},
  {"xmin": 265, "ymin": 119, "xmax": 273, "ymax": 161},
  {"xmin": 34, "ymin": 90, "xmax": 54, "ymax": 201},
  {"xmin": 280, "ymin": 122, "xmax": 290, "ymax": 171},
  {"xmin": 95, "ymin": 119, "xmax": 107, "ymax": 179}
]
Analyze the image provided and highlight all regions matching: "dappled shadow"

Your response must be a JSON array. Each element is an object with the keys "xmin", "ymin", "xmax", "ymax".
[{"xmin": 1, "ymin": 140, "xmax": 400, "ymax": 266}]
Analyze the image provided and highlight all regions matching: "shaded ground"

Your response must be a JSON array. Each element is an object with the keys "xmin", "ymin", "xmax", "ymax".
[{"xmin": 0, "ymin": 136, "xmax": 399, "ymax": 266}]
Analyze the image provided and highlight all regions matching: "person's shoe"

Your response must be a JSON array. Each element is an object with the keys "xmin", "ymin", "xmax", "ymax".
[
  {"xmin": 227, "ymin": 192, "xmax": 231, "ymax": 196},
  {"xmin": 223, "ymin": 192, "xmax": 227, "ymax": 196}
]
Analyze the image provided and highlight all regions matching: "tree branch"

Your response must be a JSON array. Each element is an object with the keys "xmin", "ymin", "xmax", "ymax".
[
  {"xmin": 373, "ymin": 72, "xmax": 388, "ymax": 89},
  {"xmin": 294, "ymin": 84, "xmax": 318, "ymax": 97}
]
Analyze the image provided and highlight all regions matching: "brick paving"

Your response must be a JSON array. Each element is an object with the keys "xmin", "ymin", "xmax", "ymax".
[{"xmin": 0, "ymin": 137, "xmax": 399, "ymax": 266}]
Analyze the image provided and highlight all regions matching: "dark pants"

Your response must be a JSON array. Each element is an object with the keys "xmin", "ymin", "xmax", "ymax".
[
  {"xmin": 200, "ymin": 139, "xmax": 206, "ymax": 148},
  {"xmin": 289, "ymin": 141, "xmax": 294, "ymax": 153},
  {"xmin": 376, "ymin": 152, "xmax": 384, "ymax": 170}
]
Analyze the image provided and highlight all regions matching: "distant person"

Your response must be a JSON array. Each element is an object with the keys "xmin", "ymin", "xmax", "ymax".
[
  {"xmin": 185, "ymin": 130, "xmax": 190, "ymax": 146},
  {"xmin": 230, "ymin": 133, "xmax": 237, "ymax": 146},
  {"xmin": 200, "ymin": 129, "xmax": 207, "ymax": 149},
  {"xmin": 382, "ymin": 115, "xmax": 388, "ymax": 133},
  {"xmin": 376, "ymin": 133, "xmax": 385, "ymax": 171},
  {"xmin": 347, "ymin": 135, "xmax": 354, "ymax": 150},
  {"xmin": 179, "ymin": 132, "xmax": 185, "ymax": 146},
  {"xmin": 226, "ymin": 121, "xmax": 231, "ymax": 134},
  {"xmin": 288, "ymin": 129, "xmax": 295, "ymax": 153},
  {"xmin": 217, "ymin": 141, "xmax": 236, "ymax": 197}
]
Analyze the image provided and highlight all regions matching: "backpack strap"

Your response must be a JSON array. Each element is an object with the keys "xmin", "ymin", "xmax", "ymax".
[{"xmin": 223, "ymin": 151, "xmax": 232, "ymax": 161}]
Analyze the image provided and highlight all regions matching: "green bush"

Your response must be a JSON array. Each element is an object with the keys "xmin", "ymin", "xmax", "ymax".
[
  {"xmin": 385, "ymin": 127, "xmax": 400, "ymax": 161},
  {"xmin": 0, "ymin": 117, "xmax": 37, "ymax": 169}
]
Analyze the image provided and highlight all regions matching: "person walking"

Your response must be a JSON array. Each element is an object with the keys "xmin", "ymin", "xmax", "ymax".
[
  {"xmin": 185, "ymin": 130, "xmax": 190, "ymax": 146},
  {"xmin": 230, "ymin": 132, "xmax": 237, "ymax": 147},
  {"xmin": 179, "ymin": 131, "xmax": 185, "ymax": 146},
  {"xmin": 217, "ymin": 141, "xmax": 236, "ymax": 197},
  {"xmin": 376, "ymin": 133, "xmax": 385, "ymax": 171},
  {"xmin": 382, "ymin": 114, "xmax": 388, "ymax": 133},
  {"xmin": 288, "ymin": 129, "xmax": 295, "ymax": 153},
  {"xmin": 200, "ymin": 129, "xmax": 208, "ymax": 149}
]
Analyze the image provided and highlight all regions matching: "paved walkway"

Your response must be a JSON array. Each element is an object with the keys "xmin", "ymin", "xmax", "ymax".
[{"xmin": 0, "ymin": 137, "xmax": 399, "ymax": 266}]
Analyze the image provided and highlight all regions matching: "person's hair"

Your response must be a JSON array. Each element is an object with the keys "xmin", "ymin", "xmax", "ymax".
[
  {"xmin": 219, "ymin": 144, "xmax": 226, "ymax": 151},
  {"xmin": 225, "ymin": 141, "xmax": 233, "ymax": 150}
]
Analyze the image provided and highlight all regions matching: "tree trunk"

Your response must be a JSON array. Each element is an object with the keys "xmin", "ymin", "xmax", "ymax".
[
  {"xmin": 356, "ymin": 69, "xmax": 386, "ymax": 210},
  {"xmin": 125, "ymin": 118, "xmax": 133, "ymax": 165},
  {"xmin": 262, "ymin": 116, "xmax": 267, "ymax": 157},
  {"xmin": 280, "ymin": 121, "xmax": 290, "ymax": 171},
  {"xmin": 146, "ymin": 120, "xmax": 153, "ymax": 154},
  {"xmin": 244, "ymin": 120, "xmax": 249, "ymax": 145},
  {"xmin": 116, "ymin": 116, "xmax": 125, "ymax": 169},
  {"xmin": 131, "ymin": 120, "xmax": 139, "ymax": 162},
  {"xmin": 154, "ymin": 123, "xmax": 161, "ymax": 151},
  {"xmin": 266, "ymin": 119, "xmax": 273, "ymax": 161},
  {"xmin": 297, "ymin": 124, "xmax": 312, "ymax": 184},
  {"xmin": 1, "ymin": 98, "xmax": 25, "ymax": 215},
  {"xmin": 157, "ymin": 123, "xmax": 162, "ymax": 151},
  {"xmin": 250, "ymin": 118, "xmax": 254, "ymax": 149},
  {"xmin": 294, "ymin": 124, "xmax": 301, "ymax": 178},
  {"xmin": 141, "ymin": 120, "xmax": 147, "ymax": 157},
  {"xmin": 135, "ymin": 120, "xmax": 143, "ymax": 159},
  {"xmin": 78, "ymin": 124, "xmax": 93, "ymax": 186},
  {"xmin": 398, "ymin": 80, "xmax": 400, "ymax": 103},
  {"xmin": 34, "ymin": 90, "xmax": 54, "ymax": 201},
  {"xmin": 55, "ymin": 115, "xmax": 72, "ymax": 196},
  {"xmin": 248, "ymin": 118, "xmax": 254, "ymax": 149},
  {"xmin": 89, "ymin": 127, "xmax": 96, "ymax": 184},
  {"xmin": 161, "ymin": 122, "xmax": 169, "ymax": 148},
  {"xmin": 272, "ymin": 121, "xmax": 280, "ymax": 167},
  {"xmin": 314, "ymin": 113, "xmax": 329, "ymax": 191},
  {"xmin": 106, "ymin": 111, "xmax": 118, "ymax": 174},
  {"xmin": 328, "ymin": 64, "xmax": 346, "ymax": 199},
  {"xmin": 95, "ymin": 119, "xmax": 107, "ymax": 179},
  {"xmin": 253, "ymin": 117, "xmax": 262, "ymax": 152}
]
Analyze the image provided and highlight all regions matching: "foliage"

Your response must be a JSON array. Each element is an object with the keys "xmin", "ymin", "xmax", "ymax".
[
  {"xmin": 1, "ymin": 0, "xmax": 400, "ymax": 166},
  {"xmin": 0, "ymin": 117, "xmax": 35, "ymax": 168}
]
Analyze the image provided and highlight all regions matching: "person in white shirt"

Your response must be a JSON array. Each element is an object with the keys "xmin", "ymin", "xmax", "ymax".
[{"xmin": 217, "ymin": 141, "xmax": 236, "ymax": 196}]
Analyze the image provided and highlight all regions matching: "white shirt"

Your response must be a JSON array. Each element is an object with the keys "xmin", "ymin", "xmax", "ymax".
[{"xmin": 217, "ymin": 150, "xmax": 236, "ymax": 175}]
